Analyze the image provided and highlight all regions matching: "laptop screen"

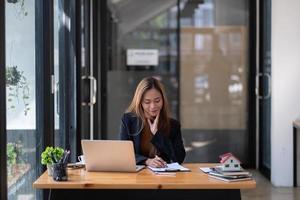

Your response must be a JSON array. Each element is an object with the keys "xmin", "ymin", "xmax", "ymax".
[{"xmin": 81, "ymin": 140, "xmax": 143, "ymax": 172}]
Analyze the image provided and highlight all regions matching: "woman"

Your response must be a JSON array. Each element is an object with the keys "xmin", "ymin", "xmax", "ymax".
[{"xmin": 119, "ymin": 77, "xmax": 186, "ymax": 168}]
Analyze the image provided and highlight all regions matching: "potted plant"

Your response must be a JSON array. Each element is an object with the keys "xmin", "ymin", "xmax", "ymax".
[
  {"xmin": 41, "ymin": 146, "xmax": 64, "ymax": 176},
  {"xmin": 6, "ymin": 65, "xmax": 30, "ymax": 115},
  {"xmin": 7, "ymin": 0, "xmax": 28, "ymax": 17},
  {"xmin": 7, "ymin": 143, "xmax": 17, "ymax": 176},
  {"xmin": 6, "ymin": 141, "xmax": 26, "ymax": 177}
]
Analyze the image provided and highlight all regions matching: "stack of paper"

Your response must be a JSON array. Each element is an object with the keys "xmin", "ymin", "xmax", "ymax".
[{"xmin": 200, "ymin": 166, "xmax": 253, "ymax": 182}]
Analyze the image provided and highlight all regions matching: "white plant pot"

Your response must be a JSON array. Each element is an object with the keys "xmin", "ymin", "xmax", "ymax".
[{"xmin": 47, "ymin": 164, "xmax": 54, "ymax": 176}]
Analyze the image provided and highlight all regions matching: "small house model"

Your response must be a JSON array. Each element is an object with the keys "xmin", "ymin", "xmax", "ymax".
[{"xmin": 219, "ymin": 152, "xmax": 241, "ymax": 171}]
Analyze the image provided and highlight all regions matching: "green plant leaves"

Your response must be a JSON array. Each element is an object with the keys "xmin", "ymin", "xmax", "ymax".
[
  {"xmin": 41, "ymin": 147, "xmax": 65, "ymax": 165},
  {"xmin": 7, "ymin": 143, "xmax": 17, "ymax": 166}
]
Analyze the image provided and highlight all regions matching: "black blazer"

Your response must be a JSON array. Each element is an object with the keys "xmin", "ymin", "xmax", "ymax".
[{"xmin": 119, "ymin": 112, "xmax": 186, "ymax": 165}]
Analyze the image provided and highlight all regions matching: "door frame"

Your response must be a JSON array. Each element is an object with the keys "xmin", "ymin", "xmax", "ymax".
[
  {"xmin": 247, "ymin": 0, "xmax": 258, "ymax": 169},
  {"xmin": 93, "ymin": 0, "xmax": 108, "ymax": 140},
  {"xmin": 36, "ymin": 0, "xmax": 55, "ymax": 199},
  {"xmin": 258, "ymin": 0, "xmax": 271, "ymax": 179},
  {"xmin": 0, "ymin": 1, "xmax": 7, "ymax": 199}
]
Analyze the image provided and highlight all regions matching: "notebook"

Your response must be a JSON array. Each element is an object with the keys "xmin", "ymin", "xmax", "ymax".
[
  {"xmin": 147, "ymin": 162, "xmax": 190, "ymax": 172},
  {"xmin": 81, "ymin": 140, "xmax": 145, "ymax": 172},
  {"xmin": 208, "ymin": 174, "xmax": 253, "ymax": 182}
]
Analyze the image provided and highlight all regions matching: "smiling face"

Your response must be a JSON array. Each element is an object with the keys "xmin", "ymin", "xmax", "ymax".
[{"xmin": 141, "ymin": 88, "xmax": 163, "ymax": 119}]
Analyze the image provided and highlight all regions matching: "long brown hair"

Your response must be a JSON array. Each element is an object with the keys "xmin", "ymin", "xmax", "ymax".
[{"xmin": 126, "ymin": 77, "xmax": 170, "ymax": 135}]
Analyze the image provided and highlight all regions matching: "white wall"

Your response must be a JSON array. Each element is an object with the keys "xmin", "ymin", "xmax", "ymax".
[{"xmin": 272, "ymin": 0, "xmax": 300, "ymax": 186}]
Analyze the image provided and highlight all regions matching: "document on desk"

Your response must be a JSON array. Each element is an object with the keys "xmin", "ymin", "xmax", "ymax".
[{"xmin": 147, "ymin": 162, "xmax": 190, "ymax": 172}]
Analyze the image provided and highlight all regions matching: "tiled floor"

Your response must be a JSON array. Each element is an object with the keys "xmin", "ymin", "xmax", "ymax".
[{"xmin": 241, "ymin": 170, "xmax": 300, "ymax": 200}]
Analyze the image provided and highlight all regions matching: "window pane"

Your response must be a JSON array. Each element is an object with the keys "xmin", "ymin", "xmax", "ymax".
[
  {"xmin": 106, "ymin": 0, "xmax": 179, "ymax": 139},
  {"xmin": 180, "ymin": 0, "xmax": 250, "ymax": 163},
  {"xmin": 54, "ymin": 0, "xmax": 62, "ymax": 147},
  {"xmin": 5, "ymin": 0, "xmax": 37, "ymax": 199},
  {"xmin": 53, "ymin": 0, "xmax": 77, "ymax": 159}
]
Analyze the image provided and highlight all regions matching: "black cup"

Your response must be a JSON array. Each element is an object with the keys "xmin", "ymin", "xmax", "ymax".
[{"xmin": 52, "ymin": 163, "xmax": 68, "ymax": 181}]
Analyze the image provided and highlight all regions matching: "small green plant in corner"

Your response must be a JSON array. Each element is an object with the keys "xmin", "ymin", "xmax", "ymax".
[
  {"xmin": 7, "ymin": 143, "xmax": 17, "ymax": 166},
  {"xmin": 41, "ymin": 146, "xmax": 64, "ymax": 166},
  {"xmin": 7, "ymin": 143, "xmax": 17, "ymax": 175}
]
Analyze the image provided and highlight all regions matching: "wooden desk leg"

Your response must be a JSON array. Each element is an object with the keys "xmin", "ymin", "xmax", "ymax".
[{"xmin": 48, "ymin": 189, "xmax": 241, "ymax": 200}]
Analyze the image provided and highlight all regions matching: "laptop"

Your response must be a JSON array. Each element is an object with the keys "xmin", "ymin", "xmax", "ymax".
[{"xmin": 81, "ymin": 140, "xmax": 145, "ymax": 172}]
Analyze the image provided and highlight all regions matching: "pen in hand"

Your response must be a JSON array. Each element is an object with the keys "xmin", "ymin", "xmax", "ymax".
[{"xmin": 155, "ymin": 155, "xmax": 167, "ymax": 168}]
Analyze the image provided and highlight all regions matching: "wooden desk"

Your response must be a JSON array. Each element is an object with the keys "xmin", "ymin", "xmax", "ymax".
[{"xmin": 33, "ymin": 163, "xmax": 256, "ymax": 200}]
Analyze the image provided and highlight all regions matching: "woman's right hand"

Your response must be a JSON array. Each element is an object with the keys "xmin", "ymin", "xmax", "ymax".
[{"xmin": 145, "ymin": 155, "xmax": 167, "ymax": 168}]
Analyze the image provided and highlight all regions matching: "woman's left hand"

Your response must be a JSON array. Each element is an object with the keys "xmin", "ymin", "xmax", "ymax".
[{"xmin": 147, "ymin": 113, "xmax": 159, "ymax": 135}]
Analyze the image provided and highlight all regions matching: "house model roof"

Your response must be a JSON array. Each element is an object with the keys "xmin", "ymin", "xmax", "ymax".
[{"xmin": 219, "ymin": 152, "xmax": 241, "ymax": 164}]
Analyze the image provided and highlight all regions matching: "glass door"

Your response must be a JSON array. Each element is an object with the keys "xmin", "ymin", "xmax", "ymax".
[
  {"xmin": 104, "ymin": 0, "xmax": 180, "ymax": 140},
  {"xmin": 5, "ymin": 0, "xmax": 38, "ymax": 199},
  {"xmin": 2, "ymin": 1, "xmax": 91, "ymax": 199},
  {"xmin": 53, "ymin": 0, "xmax": 94, "ymax": 158},
  {"xmin": 54, "ymin": 0, "xmax": 62, "ymax": 148},
  {"xmin": 72, "ymin": 0, "xmax": 256, "ymax": 167},
  {"xmin": 179, "ymin": 0, "xmax": 254, "ymax": 165},
  {"xmin": 97, "ymin": 0, "xmax": 256, "ymax": 166},
  {"xmin": 53, "ymin": 0, "xmax": 79, "ymax": 160}
]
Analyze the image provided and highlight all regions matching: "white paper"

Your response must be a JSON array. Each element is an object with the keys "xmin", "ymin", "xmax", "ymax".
[
  {"xmin": 199, "ymin": 167, "xmax": 212, "ymax": 173},
  {"xmin": 148, "ymin": 162, "xmax": 190, "ymax": 172}
]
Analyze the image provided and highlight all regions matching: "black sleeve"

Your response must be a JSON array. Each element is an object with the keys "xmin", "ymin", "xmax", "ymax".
[
  {"xmin": 119, "ymin": 113, "xmax": 148, "ymax": 164},
  {"xmin": 151, "ymin": 120, "xmax": 186, "ymax": 164},
  {"xmin": 119, "ymin": 114, "xmax": 130, "ymax": 140}
]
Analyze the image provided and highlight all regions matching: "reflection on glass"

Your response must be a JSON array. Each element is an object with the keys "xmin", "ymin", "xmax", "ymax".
[
  {"xmin": 5, "ymin": 0, "xmax": 36, "ymax": 199},
  {"xmin": 180, "ymin": 14, "xmax": 247, "ymax": 129},
  {"xmin": 180, "ymin": 0, "xmax": 250, "ymax": 163},
  {"xmin": 106, "ymin": 0, "xmax": 179, "ymax": 139}
]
